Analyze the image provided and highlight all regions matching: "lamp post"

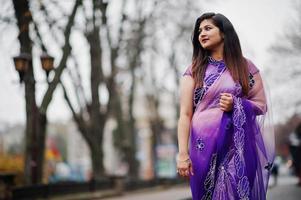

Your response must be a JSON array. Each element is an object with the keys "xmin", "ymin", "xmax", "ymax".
[
  {"xmin": 12, "ymin": 52, "xmax": 54, "ymax": 184},
  {"xmin": 13, "ymin": 52, "xmax": 54, "ymax": 83}
]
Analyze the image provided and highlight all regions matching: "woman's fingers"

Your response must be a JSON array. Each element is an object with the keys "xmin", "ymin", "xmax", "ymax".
[
  {"xmin": 184, "ymin": 170, "xmax": 189, "ymax": 177},
  {"xmin": 177, "ymin": 161, "xmax": 193, "ymax": 177},
  {"xmin": 220, "ymin": 94, "xmax": 233, "ymax": 101},
  {"xmin": 220, "ymin": 93, "xmax": 233, "ymax": 111},
  {"xmin": 220, "ymin": 99, "xmax": 230, "ymax": 105},
  {"xmin": 219, "ymin": 101, "xmax": 229, "ymax": 107},
  {"xmin": 178, "ymin": 169, "xmax": 188, "ymax": 177},
  {"xmin": 220, "ymin": 102, "xmax": 231, "ymax": 111},
  {"xmin": 220, "ymin": 95, "xmax": 230, "ymax": 101},
  {"xmin": 179, "ymin": 169, "xmax": 189, "ymax": 177},
  {"xmin": 221, "ymin": 92, "xmax": 232, "ymax": 97}
]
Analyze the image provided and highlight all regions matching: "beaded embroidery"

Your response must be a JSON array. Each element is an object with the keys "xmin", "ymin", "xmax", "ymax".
[
  {"xmin": 196, "ymin": 138, "xmax": 205, "ymax": 151},
  {"xmin": 249, "ymin": 73, "xmax": 255, "ymax": 88}
]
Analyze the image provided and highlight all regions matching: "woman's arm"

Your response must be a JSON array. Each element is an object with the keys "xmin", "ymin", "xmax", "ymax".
[{"xmin": 177, "ymin": 75, "xmax": 194, "ymax": 158}]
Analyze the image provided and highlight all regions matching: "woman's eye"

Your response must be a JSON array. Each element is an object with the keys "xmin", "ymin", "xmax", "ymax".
[{"xmin": 205, "ymin": 27, "xmax": 211, "ymax": 31}]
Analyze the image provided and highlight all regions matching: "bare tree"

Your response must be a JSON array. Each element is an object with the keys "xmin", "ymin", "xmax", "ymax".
[{"xmin": 60, "ymin": 0, "xmax": 150, "ymax": 180}]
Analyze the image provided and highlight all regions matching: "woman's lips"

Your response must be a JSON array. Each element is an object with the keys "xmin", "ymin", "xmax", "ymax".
[{"xmin": 202, "ymin": 38, "xmax": 209, "ymax": 43}]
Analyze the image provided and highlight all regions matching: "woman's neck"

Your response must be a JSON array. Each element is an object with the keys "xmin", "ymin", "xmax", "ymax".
[
  {"xmin": 210, "ymin": 51, "xmax": 223, "ymax": 61},
  {"xmin": 210, "ymin": 45, "xmax": 224, "ymax": 61}
]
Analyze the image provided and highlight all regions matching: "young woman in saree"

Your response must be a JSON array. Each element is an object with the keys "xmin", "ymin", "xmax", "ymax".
[{"xmin": 176, "ymin": 13, "xmax": 275, "ymax": 200}]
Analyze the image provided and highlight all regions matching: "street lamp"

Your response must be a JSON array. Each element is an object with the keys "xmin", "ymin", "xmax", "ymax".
[
  {"xmin": 13, "ymin": 52, "xmax": 55, "ymax": 83},
  {"xmin": 12, "ymin": 52, "xmax": 55, "ymax": 184},
  {"xmin": 40, "ymin": 53, "xmax": 54, "ymax": 81},
  {"xmin": 13, "ymin": 53, "xmax": 31, "ymax": 83}
]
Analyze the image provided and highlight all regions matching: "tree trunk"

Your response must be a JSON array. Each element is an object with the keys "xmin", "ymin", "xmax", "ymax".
[
  {"xmin": 148, "ymin": 94, "xmax": 164, "ymax": 178},
  {"xmin": 126, "ymin": 63, "xmax": 139, "ymax": 178},
  {"xmin": 90, "ymin": 136, "xmax": 105, "ymax": 180},
  {"xmin": 124, "ymin": 19, "xmax": 146, "ymax": 179},
  {"xmin": 86, "ymin": 10, "xmax": 106, "ymax": 179},
  {"xmin": 150, "ymin": 118, "xmax": 164, "ymax": 178},
  {"xmin": 36, "ymin": 113, "xmax": 47, "ymax": 183},
  {"xmin": 12, "ymin": 0, "xmax": 40, "ymax": 184}
]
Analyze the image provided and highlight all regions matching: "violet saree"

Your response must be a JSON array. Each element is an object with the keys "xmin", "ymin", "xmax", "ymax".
[{"xmin": 183, "ymin": 57, "xmax": 275, "ymax": 200}]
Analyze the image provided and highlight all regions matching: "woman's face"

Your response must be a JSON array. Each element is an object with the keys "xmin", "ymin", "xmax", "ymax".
[{"xmin": 198, "ymin": 19, "xmax": 224, "ymax": 51}]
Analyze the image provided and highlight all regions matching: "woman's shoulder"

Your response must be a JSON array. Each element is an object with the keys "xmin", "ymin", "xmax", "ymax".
[{"xmin": 245, "ymin": 57, "xmax": 260, "ymax": 75}]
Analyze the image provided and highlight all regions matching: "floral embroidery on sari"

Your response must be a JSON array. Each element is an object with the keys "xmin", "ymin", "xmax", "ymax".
[
  {"xmin": 196, "ymin": 138, "xmax": 205, "ymax": 151},
  {"xmin": 233, "ymin": 97, "xmax": 250, "ymax": 199},
  {"xmin": 201, "ymin": 153, "xmax": 217, "ymax": 200},
  {"xmin": 213, "ymin": 150, "xmax": 233, "ymax": 199}
]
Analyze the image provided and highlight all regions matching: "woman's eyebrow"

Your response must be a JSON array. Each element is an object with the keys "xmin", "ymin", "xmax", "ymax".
[{"xmin": 204, "ymin": 25, "xmax": 212, "ymax": 28}]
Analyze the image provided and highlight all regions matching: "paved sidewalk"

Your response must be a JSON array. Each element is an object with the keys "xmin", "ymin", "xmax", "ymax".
[
  {"xmin": 103, "ymin": 184, "xmax": 191, "ymax": 200},
  {"xmin": 267, "ymin": 175, "xmax": 301, "ymax": 200},
  {"xmin": 102, "ymin": 174, "xmax": 301, "ymax": 200}
]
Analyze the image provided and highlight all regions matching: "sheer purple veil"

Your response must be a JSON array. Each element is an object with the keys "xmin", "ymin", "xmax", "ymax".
[
  {"xmin": 257, "ymin": 73, "xmax": 276, "ymax": 189},
  {"xmin": 246, "ymin": 68, "xmax": 275, "ymax": 193}
]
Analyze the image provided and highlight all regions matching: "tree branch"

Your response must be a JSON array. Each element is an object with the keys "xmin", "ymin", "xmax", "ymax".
[
  {"xmin": 39, "ymin": 0, "xmax": 81, "ymax": 114},
  {"xmin": 60, "ymin": 81, "xmax": 93, "ymax": 146},
  {"xmin": 69, "ymin": 54, "xmax": 89, "ymax": 109},
  {"xmin": 31, "ymin": 17, "xmax": 47, "ymax": 52},
  {"xmin": 35, "ymin": 0, "xmax": 63, "ymax": 44}
]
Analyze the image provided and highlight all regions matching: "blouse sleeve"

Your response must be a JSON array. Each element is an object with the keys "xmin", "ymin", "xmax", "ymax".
[
  {"xmin": 183, "ymin": 65, "xmax": 192, "ymax": 77},
  {"xmin": 246, "ymin": 59, "xmax": 267, "ymax": 115}
]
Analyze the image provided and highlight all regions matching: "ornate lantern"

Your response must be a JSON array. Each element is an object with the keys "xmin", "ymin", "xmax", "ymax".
[
  {"xmin": 13, "ymin": 53, "xmax": 31, "ymax": 83},
  {"xmin": 40, "ymin": 53, "xmax": 54, "ymax": 79}
]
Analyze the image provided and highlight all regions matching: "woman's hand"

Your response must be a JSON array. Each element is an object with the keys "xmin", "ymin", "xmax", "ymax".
[
  {"xmin": 219, "ymin": 93, "xmax": 233, "ymax": 112},
  {"xmin": 176, "ymin": 153, "xmax": 194, "ymax": 178}
]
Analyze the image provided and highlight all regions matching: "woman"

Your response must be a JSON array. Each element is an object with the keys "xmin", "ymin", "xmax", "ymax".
[{"xmin": 177, "ymin": 12, "xmax": 275, "ymax": 199}]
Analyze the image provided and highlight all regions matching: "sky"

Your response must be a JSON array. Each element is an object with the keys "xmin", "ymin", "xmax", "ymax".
[{"xmin": 0, "ymin": 0, "xmax": 294, "ymax": 125}]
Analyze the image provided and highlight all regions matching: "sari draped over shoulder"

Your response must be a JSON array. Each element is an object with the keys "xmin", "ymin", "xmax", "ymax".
[{"xmin": 182, "ymin": 57, "xmax": 275, "ymax": 200}]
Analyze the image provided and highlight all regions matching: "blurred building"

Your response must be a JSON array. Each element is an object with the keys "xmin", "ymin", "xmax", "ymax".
[{"xmin": 0, "ymin": 123, "xmax": 24, "ymax": 155}]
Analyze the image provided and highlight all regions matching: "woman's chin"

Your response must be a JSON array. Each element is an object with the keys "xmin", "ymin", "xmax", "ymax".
[{"xmin": 202, "ymin": 45, "xmax": 212, "ymax": 50}]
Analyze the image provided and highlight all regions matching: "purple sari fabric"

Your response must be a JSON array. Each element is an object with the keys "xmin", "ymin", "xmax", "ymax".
[{"xmin": 183, "ymin": 57, "xmax": 275, "ymax": 200}]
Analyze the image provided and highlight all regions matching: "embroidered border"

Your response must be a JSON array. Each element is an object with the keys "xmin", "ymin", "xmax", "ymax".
[
  {"xmin": 201, "ymin": 153, "xmax": 217, "ymax": 200},
  {"xmin": 233, "ymin": 97, "xmax": 250, "ymax": 199},
  {"xmin": 213, "ymin": 151, "xmax": 231, "ymax": 199}
]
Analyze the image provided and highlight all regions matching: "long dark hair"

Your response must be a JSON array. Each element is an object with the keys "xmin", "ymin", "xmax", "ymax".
[{"xmin": 191, "ymin": 12, "xmax": 250, "ymax": 95}]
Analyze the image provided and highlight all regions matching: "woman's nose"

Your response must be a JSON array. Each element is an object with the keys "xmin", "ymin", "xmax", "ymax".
[{"xmin": 200, "ymin": 31, "xmax": 206, "ymax": 38}]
